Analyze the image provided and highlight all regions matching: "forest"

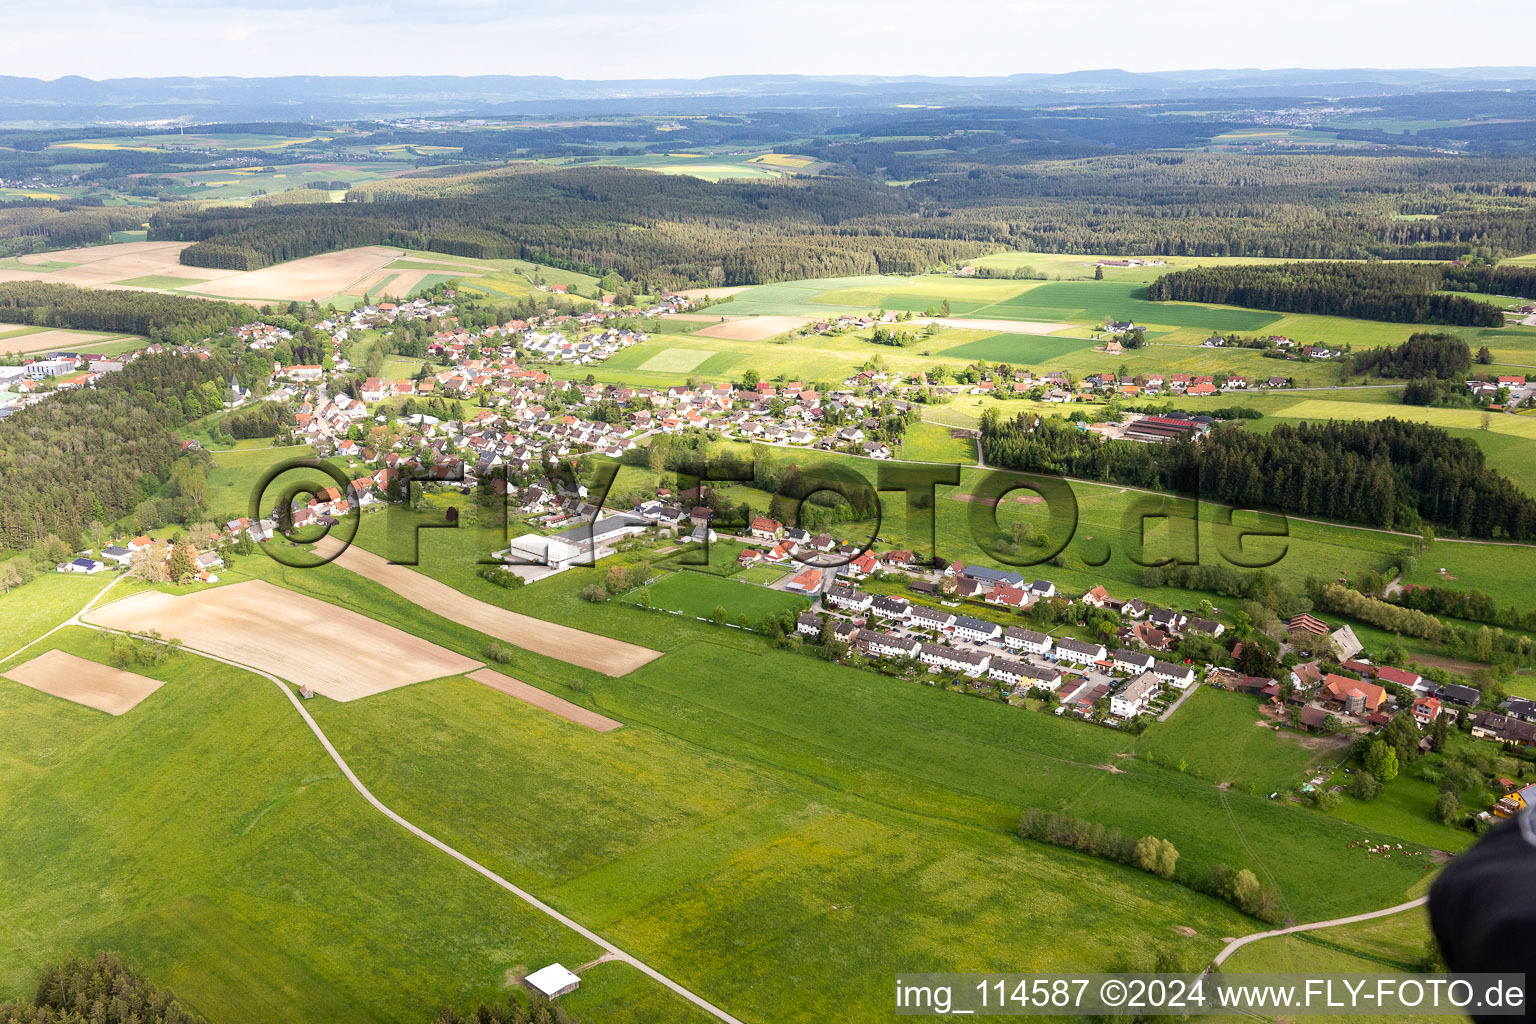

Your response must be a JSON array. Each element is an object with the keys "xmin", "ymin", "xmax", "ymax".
[
  {"xmin": 1345, "ymin": 331, "xmax": 1472, "ymax": 379},
  {"xmin": 0, "ymin": 350, "xmax": 233, "ymax": 550},
  {"xmin": 1146, "ymin": 262, "xmax": 1504, "ymax": 326},
  {"xmin": 0, "ymin": 203, "xmax": 142, "ymax": 257},
  {"xmin": 0, "ymin": 951, "xmax": 206, "ymax": 1024},
  {"xmin": 0, "ymin": 282, "xmax": 250, "ymax": 343},
  {"xmin": 135, "ymin": 152, "xmax": 1536, "ymax": 289},
  {"xmin": 978, "ymin": 410, "xmax": 1536, "ymax": 541}
]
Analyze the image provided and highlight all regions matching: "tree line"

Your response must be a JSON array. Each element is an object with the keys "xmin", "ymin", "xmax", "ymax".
[
  {"xmin": 978, "ymin": 410, "xmax": 1536, "ymax": 540},
  {"xmin": 0, "ymin": 282, "xmax": 250, "ymax": 344},
  {"xmin": 1146, "ymin": 262, "xmax": 1503, "ymax": 326}
]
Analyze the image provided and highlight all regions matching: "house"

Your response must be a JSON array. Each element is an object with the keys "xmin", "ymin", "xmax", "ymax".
[
  {"xmin": 951, "ymin": 615, "xmax": 1002, "ymax": 643},
  {"xmin": 1472, "ymin": 712, "xmax": 1536, "ymax": 747},
  {"xmin": 796, "ymin": 613, "xmax": 824, "ymax": 637},
  {"xmin": 1081, "ymin": 585, "xmax": 1111, "ymax": 608},
  {"xmin": 1495, "ymin": 781, "xmax": 1536, "ymax": 818},
  {"xmin": 1004, "ymin": 626, "xmax": 1051, "ymax": 654},
  {"xmin": 1498, "ymin": 696, "xmax": 1536, "ymax": 723},
  {"xmin": 1412, "ymin": 696, "xmax": 1442, "ymax": 725},
  {"xmin": 826, "ymin": 585, "xmax": 873, "ymax": 613},
  {"xmin": 1113, "ymin": 649, "xmax": 1155, "ymax": 674},
  {"xmin": 59, "ymin": 557, "xmax": 105, "ymax": 574},
  {"xmin": 127, "ymin": 535, "xmax": 154, "ymax": 554},
  {"xmin": 1287, "ymin": 612, "xmax": 1330, "ymax": 636},
  {"xmin": 750, "ymin": 516, "xmax": 783, "ymax": 540},
  {"xmin": 908, "ymin": 606, "xmax": 956, "ymax": 632},
  {"xmin": 858, "ymin": 631, "xmax": 921, "ymax": 659},
  {"xmin": 990, "ymin": 658, "xmax": 1061, "ymax": 689},
  {"xmin": 1184, "ymin": 616, "xmax": 1225, "ymax": 639},
  {"xmin": 918, "ymin": 643, "xmax": 991, "ymax": 677},
  {"xmin": 1110, "ymin": 672, "xmax": 1160, "ymax": 719},
  {"xmin": 1027, "ymin": 580, "xmax": 1057, "ymax": 599},
  {"xmin": 1147, "ymin": 606, "xmax": 1186, "ymax": 633},
  {"xmin": 1321, "ymin": 673, "xmax": 1386, "ymax": 715},
  {"xmin": 100, "ymin": 545, "xmax": 132, "ymax": 566},
  {"xmin": 1152, "ymin": 660, "xmax": 1197, "ymax": 689},
  {"xmin": 1054, "ymin": 638, "xmax": 1107, "ymax": 666},
  {"xmin": 870, "ymin": 595, "xmax": 911, "ymax": 621},
  {"xmin": 524, "ymin": 964, "xmax": 580, "ymax": 1000},
  {"xmin": 986, "ymin": 583, "xmax": 1031, "ymax": 608}
]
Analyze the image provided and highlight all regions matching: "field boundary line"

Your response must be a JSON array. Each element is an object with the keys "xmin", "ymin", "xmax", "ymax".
[{"xmin": 75, "ymin": 620, "xmax": 748, "ymax": 1024}]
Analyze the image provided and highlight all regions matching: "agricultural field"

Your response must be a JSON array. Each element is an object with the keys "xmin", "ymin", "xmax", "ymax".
[{"xmin": 533, "ymin": 150, "xmax": 826, "ymax": 181}]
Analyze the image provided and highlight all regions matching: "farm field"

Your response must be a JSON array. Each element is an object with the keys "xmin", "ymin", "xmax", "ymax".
[
  {"xmin": 2, "ymin": 648, "xmax": 164, "ymax": 715},
  {"xmin": 533, "ymin": 150, "xmax": 826, "ymax": 181},
  {"xmin": 320, "ymin": 537, "xmax": 663, "ymax": 676},
  {"xmin": 203, "ymin": 443, "xmax": 316, "ymax": 516},
  {"xmin": 0, "ymin": 627, "xmax": 707, "ymax": 1024},
  {"xmin": 467, "ymin": 667, "xmax": 624, "ymax": 731},
  {"xmin": 81, "ymin": 580, "xmax": 482, "ymax": 700},
  {"xmin": 0, "ymin": 323, "xmax": 143, "ymax": 355}
]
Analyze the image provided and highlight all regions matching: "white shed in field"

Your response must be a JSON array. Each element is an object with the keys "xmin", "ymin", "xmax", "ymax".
[{"xmin": 524, "ymin": 963, "xmax": 581, "ymax": 999}]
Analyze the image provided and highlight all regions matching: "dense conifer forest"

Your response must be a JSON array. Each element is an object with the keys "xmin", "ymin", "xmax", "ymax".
[
  {"xmin": 0, "ymin": 283, "xmax": 250, "ymax": 343},
  {"xmin": 978, "ymin": 411, "xmax": 1536, "ymax": 540},
  {"xmin": 1146, "ymin": 262, "xmax": 1504, "ymax": 326},
  {"xmin": 135, "ymin": 153, "xmax": 1536, "ymax": 289}
]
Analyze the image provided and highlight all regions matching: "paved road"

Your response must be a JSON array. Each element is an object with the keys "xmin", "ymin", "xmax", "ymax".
[
  {"xmin": 71, "ymin": 618, "xmax": 749, "ymax": 1024},
  {"xmin": 1157, "ymin": 679, "xmax": 1202, "ymax": 722},
  {"xmin": 1209, "ymin": 896, "xmax": 1430, "ymax": 968}
]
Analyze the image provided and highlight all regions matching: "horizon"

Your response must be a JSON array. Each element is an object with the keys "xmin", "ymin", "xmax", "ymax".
[{"xmin": 3, "ymin": 0, "xmax": 1534, "ymax": 82}]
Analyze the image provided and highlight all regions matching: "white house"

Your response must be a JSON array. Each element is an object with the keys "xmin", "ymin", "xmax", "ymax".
[
  {"xmin": 1152, "ymin": 659, "xmax": 1197, "ymax": 689},
  {"xmin": 919, "ymin": 643, "xmax": 991, "ymax": 677},
  {"xmin": 951, "ymin": 615, "xmax": 1002, "ymax": 643},
  {"xmin": 826, "ymin": 585, "xmax": 873, "ymax": 613},
  {"xmin": 1054, "ymin": 638, "xmax": 1107, "ymax": 666},
  {"xmin": 860, "ymin": 631, "xmax": 921, "ymax": 659},
  {"xmin": 1113, "ymin": 649, "xmax": 1155, "ymax": 674},
  {"xmin": 796, "ymin": 613, "xmax": 823, "ymax": 637},
  {"xmin": 1111, "ymin": 671, "xmax": 1161, "ymax": 718},
  {"xmin": 1004, "ymin": 626, "xmax": 1052, "ymax": 655},
  {"xmin": 908, "ymin": 606, "xmax": 956, "ymax": 632},
  {"xmin": 58, "ymin": 557, "xmax": 105, "ymax": 574}
]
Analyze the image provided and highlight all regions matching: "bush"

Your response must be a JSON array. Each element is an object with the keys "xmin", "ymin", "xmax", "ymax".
[
  {"xmin": 486, "ymin": 641, "xmax": 514, "ymax": 665},
  {"xmin": 1315, "ymin": 790, "xmax": 1342, "ymax": 812},
  {"xmin": 1349, "ymin": 772, "xmax": 1383, "ymax": 801},
  {"xmin": 581, "ymin": 583, "xmax": 608, "ymax": 603}
]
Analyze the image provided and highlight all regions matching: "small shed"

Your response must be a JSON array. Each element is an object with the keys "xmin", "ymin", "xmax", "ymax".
[{"xmin": 524, "ymin": 963, "xmax": 580, "ymax": 1000}]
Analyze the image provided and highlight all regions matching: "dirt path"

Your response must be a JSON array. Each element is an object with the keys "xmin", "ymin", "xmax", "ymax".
[
  {"xmin": 1209, "ymin": 897, "xmax": 1430, "ymax": 968},
  {"xmin": 75, "ymin": 621, "xmax": 746, "ymax": 1024}
]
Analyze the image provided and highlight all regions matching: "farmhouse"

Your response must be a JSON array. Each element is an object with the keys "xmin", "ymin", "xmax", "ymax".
[
  {"xmin": 1321, "ymin": 673, "xmax": 1386, "ymax": 715},
  {"xmin": 1110, "ymin": 672, "xmax": 1160, "ymax": 719}
]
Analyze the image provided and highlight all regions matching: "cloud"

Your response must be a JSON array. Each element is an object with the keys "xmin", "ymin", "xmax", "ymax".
[{"xmin": 3, "ymin": 0, "xmax": 1532, "ymax": 81}]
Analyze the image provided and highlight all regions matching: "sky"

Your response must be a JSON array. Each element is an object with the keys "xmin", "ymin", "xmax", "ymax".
[{"xmin": 2, "ymin": 0, "xmax": 1533, "ymax": 81}]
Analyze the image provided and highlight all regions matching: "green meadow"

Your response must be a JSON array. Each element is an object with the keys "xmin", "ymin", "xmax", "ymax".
[
  {"xmin": 631, "ymin": 568, "xmax": 808, "ymax": 620},
  {"xmin": 0, "ymin": 627, "xmax": 710, "ymax": 1024}
]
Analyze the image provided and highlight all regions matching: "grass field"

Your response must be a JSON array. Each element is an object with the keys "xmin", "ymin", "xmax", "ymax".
[
  {"xmin": 0, "ymin": 502, "xmax": 1468, "ymax": 1022},
  {"xmin": 630, "ymin": 570, "xmax": 808, "ymax": 621},
  {"xmin": 0, "ymin": 627, "xmax": 709, "ymax": 1024},
  {"xmin": 204, "ymin": 444, "xmax": 317, "ymax": 520},
  {"xmin": 1134, "ymin": 687, "xmax": 1343, "ymax": 797}
]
